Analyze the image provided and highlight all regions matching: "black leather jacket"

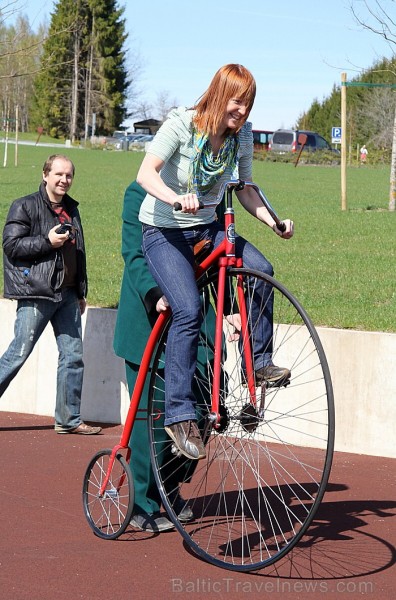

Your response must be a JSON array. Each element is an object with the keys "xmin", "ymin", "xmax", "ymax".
[{"xmin": 2, "ymin": 182, "xmax": 87, "ymax": 302}]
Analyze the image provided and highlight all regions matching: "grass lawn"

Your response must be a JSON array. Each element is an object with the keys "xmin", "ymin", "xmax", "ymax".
[{"xmin": 0, "ymin": 143, "xmax": 394, "ymax": 332}]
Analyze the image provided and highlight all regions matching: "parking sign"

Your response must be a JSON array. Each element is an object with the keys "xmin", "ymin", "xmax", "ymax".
[{"xmin": 332, "ymin": 127, "xmax": 342, "ymax": 144}]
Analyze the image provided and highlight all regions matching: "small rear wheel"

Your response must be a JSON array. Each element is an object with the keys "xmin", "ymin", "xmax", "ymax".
[{"xmin": 82, "ymin": 448, "xmax": 134, "ymax": 540}]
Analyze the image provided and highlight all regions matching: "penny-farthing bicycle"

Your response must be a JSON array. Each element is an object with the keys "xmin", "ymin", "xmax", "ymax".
[{"xmin": 82, "ymin": 180, "xmax": 335, "ymax": 572}]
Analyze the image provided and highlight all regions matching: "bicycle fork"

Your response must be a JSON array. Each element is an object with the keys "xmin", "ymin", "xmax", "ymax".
[{"xmin": 209, "ymin": 196, "xmax": 260, "ymax": 430}]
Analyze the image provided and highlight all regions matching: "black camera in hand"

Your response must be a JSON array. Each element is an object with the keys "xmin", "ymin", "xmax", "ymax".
[{"xmin": 55, "ymin": 223, "xmax": 75, "ymax": 240}]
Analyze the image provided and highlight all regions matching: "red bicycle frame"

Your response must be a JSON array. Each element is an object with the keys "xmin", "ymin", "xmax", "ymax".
[{"xmin": 99, "ymin": 180, "xmax": 283, "ymax": 494}]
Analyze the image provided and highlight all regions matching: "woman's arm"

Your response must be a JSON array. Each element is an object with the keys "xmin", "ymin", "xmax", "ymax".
[
  {"xmin": 136, "ymin": 154, "xmax": 177, "ymax": 205},
  {"xmin": 236, "ymin": 186, "xmax": 294, "ymax": 239},
  {"xmin": 137, "ymin": 154, "xmax": 200, "ymax": 214}
]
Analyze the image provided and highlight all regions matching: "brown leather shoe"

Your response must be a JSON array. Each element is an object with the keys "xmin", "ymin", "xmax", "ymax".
[
  {"xmin": 255, "ymin": 365, "xmax": 291, "ymax": 387},
  {"xmin": 165, "ymin": 420, "xmax": 206, "ymax": 460},
  {"xmin": 55, "ymin": 422, "xmax": 102, "ymax": 435}
]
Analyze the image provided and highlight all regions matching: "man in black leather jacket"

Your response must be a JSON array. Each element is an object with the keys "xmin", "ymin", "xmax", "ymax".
[{"xmin": 0, "ymin": 154, "xmax": 101, "ymax": 435}]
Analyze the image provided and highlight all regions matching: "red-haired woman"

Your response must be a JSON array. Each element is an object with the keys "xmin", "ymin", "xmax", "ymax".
[{"xmin": 137, "ymin": 64, "xmax": 294, "ymax": 460}]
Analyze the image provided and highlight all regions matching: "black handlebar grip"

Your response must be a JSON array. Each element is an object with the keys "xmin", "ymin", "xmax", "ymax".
[
  {"xmin": 277, "ymin": 221, "xmax": 287, "ymax": 233},
  {"xmin": 173, "ymin": 201, "xmax": 205, "ymax": 211}
]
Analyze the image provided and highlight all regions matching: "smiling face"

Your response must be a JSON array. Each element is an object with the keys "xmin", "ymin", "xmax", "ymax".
[
  {"xmin": 193, "ymin": 64, "xmax": 256, "ymax": 137},
  {"xmin": 43, "ymin": 157, "xmax": 74, "ymax": 202},
  {"xmin": 220, "ymin": 98, "xmax": 249, "ymax": 133}
]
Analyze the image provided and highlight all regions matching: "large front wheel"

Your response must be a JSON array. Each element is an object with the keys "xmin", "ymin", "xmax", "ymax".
[{"xmin": 148, "ymin": 268, "xmax": 334, "ymax": 571}]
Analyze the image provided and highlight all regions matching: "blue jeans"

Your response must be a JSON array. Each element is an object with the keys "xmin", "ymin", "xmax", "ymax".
[
  {"xmin": 0, "ymin": 288, "xmax": 84, "ymax": 430},
  {"xmin": 142, "ymin": 221, "xmax": 274, "ymax": 426}
]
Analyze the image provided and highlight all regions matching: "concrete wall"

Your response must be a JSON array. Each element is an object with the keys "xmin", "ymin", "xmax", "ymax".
[
  {"xmin": 1, "ymin": 299, "xmax": 395, "ymax": 458},
  {"xmin": 0, "ymin": 300, "xmax": 131, "ymax": 427}
]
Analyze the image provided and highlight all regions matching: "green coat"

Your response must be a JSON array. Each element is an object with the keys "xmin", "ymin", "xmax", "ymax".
[
  {"xmin": 113, "ymin": 181, "xmax": 162, "ymax": 363},
  {"xmin": 113, "ymin": 180, "xmax": 225, "ymax": 365},
  {"xmin": 113, "ymin": 181, "xmax": 225, "ymax": 515},
  {"xmin": 113, "ymin": 181, "xmax": 170, "ymax": 515}
]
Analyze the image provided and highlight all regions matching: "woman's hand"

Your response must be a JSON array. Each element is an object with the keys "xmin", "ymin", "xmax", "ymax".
[
  {"xmin": 173, "ymin": 193, "xmax": 201, "ymax": 214},
  {"xmin": 273, "ymin": 219, "xmax": 294, "ymax": 239},
  {"xmin": 137, "ymin": 154, "xmax": 199, "ymax": 214}
]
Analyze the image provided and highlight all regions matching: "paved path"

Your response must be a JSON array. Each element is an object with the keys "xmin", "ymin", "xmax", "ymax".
[{"xmin": 0, "ymin": 412, "xmax": 395, "ymax": 600}]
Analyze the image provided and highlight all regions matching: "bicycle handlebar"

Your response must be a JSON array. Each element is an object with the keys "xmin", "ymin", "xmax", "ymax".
[
  {"xmin": 173, "ymin": 180, "xmax": 286, "ymax": 233},
  {"xmin": 173, "ymin": 200, "xmax": 205, "ymax": 212}
]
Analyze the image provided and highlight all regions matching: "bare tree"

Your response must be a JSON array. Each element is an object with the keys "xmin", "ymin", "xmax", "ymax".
[
  {"xmin": 0, "ymin": 4, "xmax": 80, "ymax": 138},
  {"xmin": 356, "ymin": 86, "xmax": 395, "ymax": 147},
  {"xmin": 391, "ymin": 100, "xmax": 396, "ymax": 210},
  {"xmin": 132, "ymin": 100, "xmax": 153, "ymax": 121},
  {"xmin": 127, "ymin": 89, "xmax": 178, "ymax": 127},
  {"xmin": 0, "ymin": 1, "xmax": 22, "ymax": 24},
  {"xmin": 154, "ymin": 90, "xmax": 178, "ymax": 121},
  {"xmin": 0, "ymin": 15, "xmax": 42, "ymax": 133},
  {"xmin": 350, "ymin": 0, "xmax": 396, "ymax": 47},
  {"xmin": 350, "ymin": 0, "xmax": 396, "ymax": 210}
]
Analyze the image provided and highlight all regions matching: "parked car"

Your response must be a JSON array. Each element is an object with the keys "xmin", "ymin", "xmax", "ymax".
[
  {"xmin": 106, "ymin": 134, "xmax": 146, "ymax": 150},
  {"xmin": 105, "ymin": 133, "xmax": 155, "ymax": 151},
  {"xmin": 128, "ymin": 134, "xmax": 155, "ymax": 148},
  {"xmin": 268, "ymin": 129, "xmax": 338, "ymax": 154},
  {"xmin": 112, "ymin": 130, "xmax": 133, "ymax": 139}
]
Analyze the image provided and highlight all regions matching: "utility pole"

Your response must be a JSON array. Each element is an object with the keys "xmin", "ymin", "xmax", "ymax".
[{"xmin": 341, "ymin": 73, "xmax": 347, "ymax": 211}]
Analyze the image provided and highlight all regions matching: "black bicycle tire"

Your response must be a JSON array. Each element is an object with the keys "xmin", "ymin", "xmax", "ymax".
[
  {"xmin": 148, "ymin": 267, "xmax": 334, "ymax": 571},
  {"xmin": 82, "ymin": 448, "xmax": 134, "ymax": 540}
]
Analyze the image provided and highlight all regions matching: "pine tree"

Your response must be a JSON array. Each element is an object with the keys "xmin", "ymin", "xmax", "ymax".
[{"xmin": 32, "ymin": 0, "xmax": 128, "ymax": 140}]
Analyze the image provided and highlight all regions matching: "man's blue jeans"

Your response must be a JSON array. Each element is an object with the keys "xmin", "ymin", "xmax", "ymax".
[
  {"xmin": 0, "ymin": 288, "xmax": 84, "ymax": 429},
  {"xmin": 142, "ymin": 221, "xmax": 274, "ymax": 427}
]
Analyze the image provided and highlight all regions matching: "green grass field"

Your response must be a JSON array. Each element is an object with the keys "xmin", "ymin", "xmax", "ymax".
[{"xmin": 0, "ymin": 143, "xmax": 394, "ymax": 332}]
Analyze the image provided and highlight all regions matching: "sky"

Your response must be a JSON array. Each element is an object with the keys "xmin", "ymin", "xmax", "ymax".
[{"xmin": 9, "ymin": 0, "xmax": 396, "ymax": 133}]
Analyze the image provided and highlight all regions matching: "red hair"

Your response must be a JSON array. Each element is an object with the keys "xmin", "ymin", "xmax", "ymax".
[{"xmin": 193, "ymin": 64, "xmax": 256, "ymax": 135}]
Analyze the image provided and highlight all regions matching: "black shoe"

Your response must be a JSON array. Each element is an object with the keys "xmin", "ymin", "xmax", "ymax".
[
  {"xmin": 165, "ymin": 420, "xmax": 206, "ymax": 460},
  {"xmin": 170, "ymin": 494, "xmax": 194, "ymax": 522},
  {"xmin": 255, "ymin": 365, "xmax": 291, "ymax": 387},
  {"xmin": 130, "ymin": 512, "xmax": 175, "ymax": 532}
]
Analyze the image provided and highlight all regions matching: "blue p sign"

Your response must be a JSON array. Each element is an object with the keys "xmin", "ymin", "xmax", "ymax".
[{"xmin": 332, "ymin": 127, "xmax": 342, "ymax": 143}]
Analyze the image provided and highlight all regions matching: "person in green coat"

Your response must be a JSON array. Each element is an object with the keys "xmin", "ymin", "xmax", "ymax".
[
  {"xmin": 114, "ymin": 180, "xmax": 222, "ymax": 532},
  {"xmin": 113, "ymin": 181, "xmax": 178, "ymax": 531},
  {"xmin": 113, "ymin": 181, "xmax": 229, "ymax": 532}
]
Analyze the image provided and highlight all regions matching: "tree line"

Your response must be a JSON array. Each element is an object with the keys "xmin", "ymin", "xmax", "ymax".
[
  {"xmin": 0, "ymin": 0, "xmax": 135, "ymax": 142},
  {"xmin": 298, "ymin": 0, "xmax": 395, "ymax": 211},
  {"xmin": 1, "ymin": 1, "xmax": 395, "ymax": 159},
  {"xmin": 296, "ymin": 55, "xmax": 396, "ymax": 154}
]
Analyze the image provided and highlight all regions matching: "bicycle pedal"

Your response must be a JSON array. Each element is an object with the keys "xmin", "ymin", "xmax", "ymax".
[
  {"xmin": 266, "ymin": 377, "xmax": 291, "ymax": 389},
  {"xmin": 171, "ymin": 443, "xmax": 182, "ymax": 457}
]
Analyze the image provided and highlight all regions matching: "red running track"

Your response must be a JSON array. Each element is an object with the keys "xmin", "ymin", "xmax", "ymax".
[{"xmin": 0, "ymin": 412, "xmax": 395, "ymax": 600}]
